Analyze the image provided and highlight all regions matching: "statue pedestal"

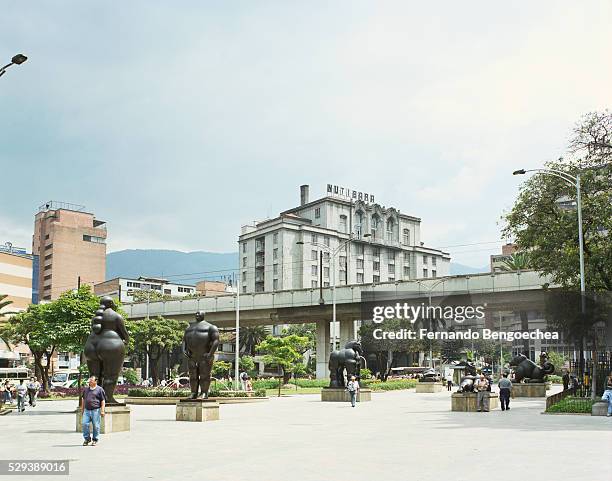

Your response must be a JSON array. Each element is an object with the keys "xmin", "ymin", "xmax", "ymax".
[
  {"xmin": 175, "ymin": 399, "xmax": 220, "ymax": 422},
  {"xmin": 320, "ymin": 387, "xmax": 372, "ymax": 402},
  {"xmin": 512, "ymin": 383, "xmax": 547, "ymax": 397},
  {"xmin": 451, "ymin": 392, "xmax": 499, "ymax": 412},
  {"xmin": 75, "ymin": 404, "xmax": 131, "ymax": 433},
  {"xmin": 416, "ymin": 382, "xmax": 444, "ymax": 393},
  {"xmin": 592, "ymin": 401, "xmax": 609, "ymax": 416}
]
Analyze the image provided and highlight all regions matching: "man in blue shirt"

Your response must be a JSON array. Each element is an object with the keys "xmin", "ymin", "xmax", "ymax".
[{"xmin": 81, "ymin": 376, "xmax": 106, "ymax": 446}]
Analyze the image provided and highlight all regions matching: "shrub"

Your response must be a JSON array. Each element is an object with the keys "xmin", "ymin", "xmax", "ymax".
[
  {"xmin": 547, "ymin": 375, "xmax": 562, "ymax": 384},
  {"xmin": 254, "ymin": 388, "xmax": 266, "ymax": 397},
  {"xmin": 367, "ymin": 379, "xmax": 417, "ymax": 391},
  {"xmin": 546, "ymin": 396, "xmax": 594, "ymax": 414},
  {"xmin": 122, "ymin": 368, "xmax": 140, "ymax": 386}
]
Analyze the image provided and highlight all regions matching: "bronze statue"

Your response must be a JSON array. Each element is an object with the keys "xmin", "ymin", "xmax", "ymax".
[
  {"xmin": 183, "ymin": 311, "xmax": 219, "ymax": 399},
  {"xmin": 456, "ymin": 361, "xmax": 478, "ymax": 393},
  {"xmin": 84, "ymin": 296, "xmax": 129, "ymax": 404},
  {"xmin": 328, "ymin": 340, "xmax": 363, "ymax": 388},
  {"xmin": 419, "ymin": 368, "xmax": 439, "ymax": 382},
  {"xmin": 510, "ymin": 353, "xmax": 554, "ymax": 383}
]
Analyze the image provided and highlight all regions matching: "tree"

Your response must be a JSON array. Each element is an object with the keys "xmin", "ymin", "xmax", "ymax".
[
  {"xmin": 256, "ymin": 334, "xmax": 309, "ymax": 396},
  {"xmin": 212, "ymin": 360, "xmax": 232, "ymax": 379},
  {"xmin": 131, "ymin": 290, "xmax": 173, "ymax": 303},
  {"xmin": 0, "ymin": 294, "xmax": 18, "ymax": 318},
  {"xmin": 500, "ymin": 252, "xmax": 531, "ymax": 271},
  {"xmin": 239, "ymin": 355, "xmax": 256, "ymax": 374},
  {"xmin": 503, "ymin": 111, "xmax": 612, "ymax": 291},
  {"xmin": 239, "ymin": 326, "xmax": 269, "ymax": 356},
  {"xmin": 130, "ymin": 316, "xmax": 187, "ymax": 385}
]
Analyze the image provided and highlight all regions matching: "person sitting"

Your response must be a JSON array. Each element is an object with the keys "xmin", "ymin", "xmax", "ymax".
[{"xmin": 601, "ymin": 373, "xmax": 612, "ymax": 418}]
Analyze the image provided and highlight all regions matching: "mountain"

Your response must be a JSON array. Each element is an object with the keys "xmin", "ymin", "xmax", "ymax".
[
  {"xmin": 449, "ymin": 262, "xmax": 489, "ymax": 276},
  {"xmin": 107, "ymin": 249, "xmax": 488, "ymax": 285},
  {"xmin": 106, "ymin": 249, "xmax": 239, "ymax": 285}
]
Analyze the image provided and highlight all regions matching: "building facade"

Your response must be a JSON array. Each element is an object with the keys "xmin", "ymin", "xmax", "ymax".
[
  {"xmin": 239, "ymin": 185, "xmax": 451, "ymax": 293},
  {"xmin": 490, "ymin": 243, "xmax": 518, "ymax": 273},
  {"xmin": 95, "ymin": 276, "xmax": 198, "ymax": 304},
  {"xmin": 0, "ymin": 245, "xmax": 33, "ymax": 318},
  {"xmin": 32, "ymin": 201, "xmax": 107, "ymax": 301}
]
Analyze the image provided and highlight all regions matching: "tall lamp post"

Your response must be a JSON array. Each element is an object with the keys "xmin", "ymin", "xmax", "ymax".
[
  {"xmin": 0, "ymin": 54, "xmax": 28, "ymax": 78},
  {"xmin": 414, "ymin": 277, "xmax": 450, "ymax": 368},
  {"xmin": 297, "ymin": 233, "xmax": 370, "ymax": 351},
  {"xmin": 513, "ymin": 168, "xmax": 587, "ymax": 376}
]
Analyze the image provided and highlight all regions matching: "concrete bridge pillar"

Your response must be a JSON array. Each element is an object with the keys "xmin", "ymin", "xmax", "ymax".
[
  {"xmin": 316, "ymin": 321, "xmax": 330, "ymax": 379},
  {"xmin": 339, "ymin": 319, "xmax": 354, "ymax": 349}
]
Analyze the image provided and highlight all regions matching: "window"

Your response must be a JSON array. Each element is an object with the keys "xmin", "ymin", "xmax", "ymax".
[
  {"xmin": 373, "ymin": 247, "xmax": 380, "ymax": 258},
  {"xmin": 83, "ymin": 235, "xmax": 105, "ymax": 244},
  {"xmin": 402, "ymin": 229, "xmax": 410, "ymax": 245},
  {"xmin": 357, "ymin": 273, "xmax": 364, "ymax": 283},
  {"xmin": 44, "ymin": 264, "xmax": 52, "ymax": 271},
  {"xmin": 388, "ymin": 264, "xmax": 395, "ymax": 274},
  {"xmin": 311, "ymin": 250, "xmax": 318, "ymax": 261},
  {"xmin": 44, "ymin": 254, "xmax": 52, "ymax": 260},
  {"xmin": 164, "ymin": 289, "xmax": 171, "ymax": 295},
  {"xmin": 357, "ymin": 259, "xmax": 364, "ymax": 269},
  {"xmin": 45, "ymin": 243, "xmax": 53, "ymax": 250},
  {"xmin": 373, "ymin": 261, "xmax": 380, "ymax": 272},
  {"xmin": 243, "ymin": 257, "xmax": 247, "ymax": 267},
  {"xmin": 323, "ymin": 251, "xmax": 330, "ymax": 262},
  {"xmin": 273, "ymin": 248, "xmax": 278, "ymax": 260},
  {"xmin": 273, "ymin": 233, "xmax": 278, "ymax": 244},
  {"xmin": 404, "ymin": 266, "xmax": 410, "ymax": 277},
  {"xmin": 432, "ymin": 270, "xmax": 437, "ymax": 278},
  {"xmin": 423, "ymin": 269, "xmax": 428, "ymax": 278},
  {"xmin": 273, "ymin": 279, "xmax": 279, "ymax": 290},
  {"xmin": 371, "ymin": 215, "xmax": 380, "ymax": 238},
  {"xmin": 339, "ymin": 215, "xmax": 347, "ymax": 233},
  {"xmin": 339, "ymin": 256, "xmax": 347, "ymax": 269},
  {"xmin": 311, "ymin": 280, "xmax": 318, "ymax": 288},
  {"xmin": 432, "ymin": 257, "xmax": 437, "ymax": 266},
  {"xmin": 386, "ymin": 218, "xmax": 395, "ymax": 240},
  {"xmin": 389, "ymin": 276, "xmax": 395, "ymax": 282},
  {"xmin": 315, "ymin": 207, "xmax": 321, "ymax": 218},
  {"xmin": 44, "ymin": 274, "xmax": 52, "ymax": 281},
  {"xmin": 404, "ymin": 253, "xmax": 410, "ymax": 265},
  {"xmin": 255, "ymin": 237, "xmax": 265, "ymax": 251},
  {"xmin": 45, "ymin": 234, "xmax": 49, "ymax": 240},
  {"xmin": 242, "ymin": 242, "xmax": 247, "ymax": 253},
  {"xmin": 242, "ymin": 271, "xmax": 246, "ymax": 281},
  {"xmin": 388, "ymin": 251, "xmax": 395, "ymax": 261},
  {"xmin": 311, "ymin": 233, "xmax": 318, "ymax": 244},
  {"xmin": 273, "ymin": 264, "xmax": 278, "ymax": 275},
  {"xmin": 324, "ymin": 281, "xmax": 330, "ymax": 287},
  {"xmin": 242, "ymin": 286, "xmax": 247, "ymax": 294},
  {"xmin": 373, "ymin": 275, "xmax": 380, "ymax": 283},
  {"xmin": 355, "ymin": 244, "xmax": 364, "ymax": 255},
  {"xmin": 324, "ymin": 236, "xmax": 330, "ymax": 246},
  {"xmin": 311, "ymin": 265, "xmax": 318, "ymax": 276},
  {"xmin": 423, "ymin": 255, "xmax": 428, "ymax": 265},
  {"xmin": 255, "ymin": 283, "xmax": 264, "ymax": 293},
  {"xmin": 324, "ymin": 267, "xmax": 330, "ymax": 278}
]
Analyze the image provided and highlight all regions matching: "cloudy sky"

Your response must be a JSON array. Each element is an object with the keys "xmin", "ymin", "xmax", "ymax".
[{"xmin": 1, "ymin": 1, "xmax": 611, "ymax": 267}]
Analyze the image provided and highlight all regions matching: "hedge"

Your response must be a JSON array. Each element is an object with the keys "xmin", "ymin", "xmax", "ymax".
[
  {"xmin": 127, "ymin": 388, "xmax": 266, "ymax": 398},
  {"xmin": 546, "ymin": 397, "xmax": 595, "ymax": 413}
]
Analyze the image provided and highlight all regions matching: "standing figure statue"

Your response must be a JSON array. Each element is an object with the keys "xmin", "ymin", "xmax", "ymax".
[
  {"xmin": 329, "ymin": 340, "xmax": 363, "ymax": 388},
  {"xmin": 84, "ymin": 296, "xmax": 129, "ymax": 404},
  {"xmin": 183, "ymin": 311, "xmax": 219, "ymax": 399}
]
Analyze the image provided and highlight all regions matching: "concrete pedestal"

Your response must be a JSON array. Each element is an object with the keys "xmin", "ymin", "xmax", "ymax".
[
  {"xmin": 592, "ymin": 401, "xmax": 609, "ymax": 416},
  {"xmin": 175, "ymin": 399, "xmax": 220, "ymax": 422},
  {"xmin": 321, "ymin": 387, "xmax": 372, "ymax": 402},
  {"xmin": 76, "ymin": 404, "xmax": 131, "ymax": 433},
  {"xmin": 451, "ymin": 392, "xmax": 499, "ymax": 412},
  {"xmin": 512, "ymin": 383, "xmax": 547, "ymax": 397},
  {"xmin": 416, "ymin": 382, "xmax": 444, "ymax": 393}
]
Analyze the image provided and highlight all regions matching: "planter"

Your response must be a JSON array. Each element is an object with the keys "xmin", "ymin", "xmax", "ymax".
[
  {"xmin": 451, "ymin": 392, "xmax": 499, "ymax": 412},
  {"xmin": 416, "ymin": 383, "xmax": 445, "ymax": 393},
  {"xmin": 125, "ymin": 396, "xmax": 268, "ymax": 405},
  {"xmin": 320, "ymin": 388, "xmax": 372, "ymax": 402},
  {"xmin": 512, "ymin": 383, "xmax": 547, "ymax": 398}
]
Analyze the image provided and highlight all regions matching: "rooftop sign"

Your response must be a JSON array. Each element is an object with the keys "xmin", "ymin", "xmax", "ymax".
[{"xmin": 326, "ymin": 184, "xmax": 375, "ymax": 203}]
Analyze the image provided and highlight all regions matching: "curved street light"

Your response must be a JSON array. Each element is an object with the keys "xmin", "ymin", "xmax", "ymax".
[{"xmin": 0, "ymin": 54, "xmax": 28, "ymax": 78}]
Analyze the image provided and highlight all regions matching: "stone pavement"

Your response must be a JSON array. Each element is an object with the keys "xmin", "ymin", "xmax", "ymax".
[{"xmin": 1, "ymin": 388, "xmax": 611, "ymax": 481}]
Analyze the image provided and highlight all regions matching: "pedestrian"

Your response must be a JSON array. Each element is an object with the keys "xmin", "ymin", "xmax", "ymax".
[
  {"xmin": 601, "ymin": 373, "xmax": 612, "ymax": 418},
  {"xmin": 245, "ymin": 376, "xmax": 253, "ymax": 392},
  {"xmin": 33, "ymin": 378, "xmax": 41, "ymax": 406},
  {"xmin": 446, "ymin": 373, "xmax": 453, "ymax": 391},
  {"xmin": 3, "ymin": 381, "xmax": 12, "ymax": 404},
  {"xmin": 27, "ymin": 377, "xmax": 37, "ymax": 407},
  {"xmin": 498, "ymin": 373, "xmax": 512, "ymax": 411},
  {"xmin": 16, "ymin": 379, "xmax": 27, "ymax": 412},
  {"xmin": 240, "ymin": 371, "xmax": 248, "ymax": 391},
  {"xmin": 475, "ymin": 374, "xmax": 489, "ymax": 412},
  {"xmin": 562, "ymin": 370, "xmax": 570, "ymax": 391},
  {"xmin": 346, "ymin": 375, "xmax": 360, "ymax": 408},
  {"xmin": 81, "ymin": 376, "xmax": 106, "ymax": 446}
]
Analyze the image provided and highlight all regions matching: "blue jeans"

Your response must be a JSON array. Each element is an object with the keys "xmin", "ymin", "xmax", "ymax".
[
  {"xmin": 602, "ymin": 389, "xmax": 612, "ymax": 415},
  {"xmin": 82, "ymin": 409, "xmax": 101, "ymax": 441},
  {"xmin": 349, "ymin": 391, "xmax": 356, "ymax": 407},
  {"xmin": 17, "ymin": 395, "xmax": 25, "ymax": 411}
]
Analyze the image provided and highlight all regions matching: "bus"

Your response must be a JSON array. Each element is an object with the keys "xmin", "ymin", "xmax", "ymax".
[{"xmin": 0, "ymin": 367, "xmax": 32, "ymax": 387}]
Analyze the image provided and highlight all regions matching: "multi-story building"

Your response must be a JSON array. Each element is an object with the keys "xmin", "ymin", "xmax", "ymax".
[
  {"xmin": 239, "ymin": 184, "xmax": 451, "ymax": 293},
  {"xmin": 490, "ymin": 243, "xmax": 518, "ymax": 273},
  {"xmin": 32, "ymin": 201, "xmax": 107, "ymax": 301},
  {"xmin": 95, "ymin": 276, "xmax": 198, "ymax": 304},
  {"xmin": 0, "ymin": 243, "xmax": 33, "ymax": 319}
]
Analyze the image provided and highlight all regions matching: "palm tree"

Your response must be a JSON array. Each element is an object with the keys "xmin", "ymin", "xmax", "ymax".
[
  {"xmin": 0, "ymin": 294, "xmax": 18, "ymax": 318},
  {"xmin": 239, "ymin": 326, "xmax": 269, "ymax": 356},
  {"xmin": 501, "ymin": 252, "xmax": 531, "ymax": 271}
]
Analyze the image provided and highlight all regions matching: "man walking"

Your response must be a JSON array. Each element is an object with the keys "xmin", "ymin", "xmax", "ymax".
[
  {"xmin": 562, "ymin": 370, "xmax": 570, "ymax": 391},
  {"xmin": 16, "ymin": 379, "xmax": 27, "ymax": 412},
  {"xmin": 347, "ymin": 375, "xmax": 360, "ymax": 408},
  {"xmin": 81, "ymin": 376, "xmax": 106, "ymax": 446},
  {"xmin": 446, "ymin": 373, "xmax": 453, "ymax": 391},
  {"xmin": 27, "ymin": 377, "xmax": 38, "ymax": 407},
  {"xmin": 498, "ymin": 373, "xmax": 512, "ymax": 411},
  {"xmin": 475, "ymin": 374, "xmax": 490, "ymax": 412}
]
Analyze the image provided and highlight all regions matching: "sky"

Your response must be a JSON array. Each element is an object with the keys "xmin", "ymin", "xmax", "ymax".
[{"xmin": 1, "ymin": 1, "xmax": 611, "ymax": 268}]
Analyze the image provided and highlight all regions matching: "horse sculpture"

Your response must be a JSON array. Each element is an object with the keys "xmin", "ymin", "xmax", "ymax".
[
  {"xmin": 329, "ymin": 340, "xmax": 363, "ymax": 388},
  {"xmin": 509, "ymin": 353, "xmax": 554, "ymax": 383}
]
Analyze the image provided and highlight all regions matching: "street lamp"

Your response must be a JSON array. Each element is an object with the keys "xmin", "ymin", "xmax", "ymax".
[
  {"xmin": 0, "ymin": 54, "xmax": 28, "ymax": 78},
  {"xmin": 414, "ymin": 277, "xmax": 449, "ymax": 368},
  {"xmin": 297, "ymin": 232, "xmax": 371, "ymax": 351}
]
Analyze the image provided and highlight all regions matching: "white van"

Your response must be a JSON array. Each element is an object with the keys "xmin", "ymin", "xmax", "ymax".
[{"xmin": 50, "ymin": 370, "xmax": 81, "ymax": 388}]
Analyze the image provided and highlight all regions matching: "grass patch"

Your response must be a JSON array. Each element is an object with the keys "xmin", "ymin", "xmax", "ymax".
[{"xmin": 546, "ymin": 396, "xmax": 595, "ymax": 414}]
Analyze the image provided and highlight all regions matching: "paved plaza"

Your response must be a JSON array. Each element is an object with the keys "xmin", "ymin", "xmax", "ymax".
[{"xmin": 2, "ymin": 388, "xmax": 611, "ymax": 481}]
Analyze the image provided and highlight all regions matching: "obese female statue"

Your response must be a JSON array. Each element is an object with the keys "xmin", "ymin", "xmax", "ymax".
[{"xmin": 84, "ymin": 296, "xmax": 129, "ymax": 403}]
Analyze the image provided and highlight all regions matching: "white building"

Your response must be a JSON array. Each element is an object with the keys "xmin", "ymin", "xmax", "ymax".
[
  {"xmin": 95, "ymin": 276, "xmax": 197, "ymax": 303},
  {"xmin": 239, "ymin": 185, "xmax": 450, "ymax": 294}
]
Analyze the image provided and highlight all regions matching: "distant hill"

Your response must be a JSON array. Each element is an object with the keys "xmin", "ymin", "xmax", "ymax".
[
  {"xmin": 106, "ymin": 249, "xmax": 239, "ymax": 285},
  {"xmin": 107, "ymin": 249, "xmax": 486, "ymax": 285}
]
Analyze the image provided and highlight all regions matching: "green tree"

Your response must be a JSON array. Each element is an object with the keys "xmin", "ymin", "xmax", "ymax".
[
  {"xmin": 212, "ymin": 360, "xmax": 232, "ymax": 378},
  {"xmin": 131, "ymin": 290, "xmax": 173, "ymax": 303},
  {"xmin": 0, "ymin": 294, "xmax": 18, "ymax": 318},
  {"xmin": 256, "ymin": 334, "xmax": 309, "ymax": 396},
  {"xmin": 500, "ymin": 252, "xmax": 531, "ymax": 271},
  {"xmin": 130, "ymin": 316, "xmax": 187, "ymax": 385},
  {"xmin": 239, "ymin": 355, "xmax": 256, "ymax": 375},
  {"xmin": 503, "ymin": 111, "xmax": 611, "ymax": 291},
  {"xmin": 239, "ymin": 326, "xmax": 269, "ymax": 356}
]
